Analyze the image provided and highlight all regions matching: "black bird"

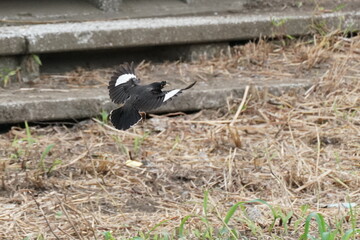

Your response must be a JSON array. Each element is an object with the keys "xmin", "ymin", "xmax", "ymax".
[{"xmin": 108, "ymin": 62, "xmax": 196, "ymax": 130}]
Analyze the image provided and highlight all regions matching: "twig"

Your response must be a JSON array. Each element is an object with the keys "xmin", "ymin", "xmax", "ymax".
[
  {"xmin": 31, "ymin": 193, "xmax": 61, "ymax": 240},
  {"xmin": 55, "ymin": 195, "xmax": 84, "ymax": 240},
  {"xmin": 230, "ymin": 85, "xmax": 250, "ymax": 126},
  {"xmin": 92, "ymin": 118, "xmax": 142, "ymax": 137},
  {"xmin": 56, "ymin": 151, "xmax": 87, "ymax": 170},
  {"xmin": 294, "ymin": 170, "xmax": 332, "ymax": 192}
]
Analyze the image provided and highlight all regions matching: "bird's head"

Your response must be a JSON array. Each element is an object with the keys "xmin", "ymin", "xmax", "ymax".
[
  {"xmin": 149, "ymin": 81, "xmax": 167, "ymax": 91},
  {"xmin": 160, "ymin": 81, "xmax": 167, "ymax": 89}
]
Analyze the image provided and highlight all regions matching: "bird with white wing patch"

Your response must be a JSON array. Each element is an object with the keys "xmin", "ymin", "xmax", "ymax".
[{"xmin": 108, "ymin": 62, "xmax": 196, "ymax": 130}]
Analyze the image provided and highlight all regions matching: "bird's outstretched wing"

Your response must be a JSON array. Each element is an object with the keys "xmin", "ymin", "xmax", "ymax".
[
  {"xmin": 108, "ymin": 62, "xmax": 140, "ymax": 104},
  {"xmin": 135, "ymin": 81, "xmax": 197, "ymax": 111}
]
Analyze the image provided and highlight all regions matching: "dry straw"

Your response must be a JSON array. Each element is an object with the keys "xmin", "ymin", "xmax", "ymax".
[{"xmin": 0, "ymin": 34, "xmax": 359, "ymax": 239}]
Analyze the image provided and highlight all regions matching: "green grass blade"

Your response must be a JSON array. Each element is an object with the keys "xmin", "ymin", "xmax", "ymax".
[
  {"xmin": 41, "ymin": 144, "xmax": 55, "ymax": 161},
  {"xmin": 203, "ymin": 190, "xmax": 209, "ymax": 218},
  {"xmin": 178, "ymin": 214, "xmax": 209, "ymax": 239},
  {"xmin": 146, "ymin": 219, "xmax": 169, "ymax": 237},
  {"xmin": 32, "ymin": 54, "xmax": 42, "ymax": 66},
  {"xmin": 223, "ymin": 202, "xmax": 241, "ymax": 225},
  {"xmin": 223, "ymin": 199, "xmax": 277, "ymax": 225},
  {"xmin": 178, "ymin": 215, "xmax": 195, "ymax": 238},
  {"xmin": 342, "ymin": 229, "xmax": 360, "ymax": 240},
  {"xmin": 300, "ymin": 212, "xmax": 329, "ymax": 240},
  {"xmin": 39, "ymin": 144, "xmax": 55, "ymax": 171},
  {"xmin": 24, "ymin": 121, "xmax": 35, "ymax": 144}
]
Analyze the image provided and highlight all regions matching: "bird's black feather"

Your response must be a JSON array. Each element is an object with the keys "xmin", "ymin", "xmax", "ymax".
[
  {"xmin": 110, "ymin": 105, "xmax": 141, "ymax": 130},
  {"xmin": 108, "ymin": 62, "xmax": 139, "ymax": 104},
  {"xmin": 108, "ymin": 62, "xmax": 196, "ymax": 130}
]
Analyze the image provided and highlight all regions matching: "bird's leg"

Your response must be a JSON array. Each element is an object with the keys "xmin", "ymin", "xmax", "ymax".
[{"xmin": 139, "ymin": 112, "xmax": 146, "ymax": 121}]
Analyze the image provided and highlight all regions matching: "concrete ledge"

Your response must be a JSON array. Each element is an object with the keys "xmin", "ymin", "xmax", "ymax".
[
  {"xmin": 0, "ymin": 79, "xmax": 311, "ymax": 124},
  {"xmin": 0, "ymin": 34, "xmax": 26, "ymax": 55},
  {"xmin": 86, "ymin": 0, "xmax": 122, "ymax": 12},
  {"xmin": 0, "ymin": 11, "xmax": 359, "ymax": 55}
]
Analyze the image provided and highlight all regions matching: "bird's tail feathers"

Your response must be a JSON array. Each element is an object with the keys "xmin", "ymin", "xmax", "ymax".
[
  {"xmin": 117, "ymin": 62, "xmax": 135, "ymax": 75},
  {"xmin": 110, "ymin": 105, "xmax": 141, "ymax": 130},
  {"xmin": 182, "ymin": 81, "xmax": 197, "ymax": 90},
  {"xmin": 163, "ymin": 81, "xmax": 197, "ymax": 102}
]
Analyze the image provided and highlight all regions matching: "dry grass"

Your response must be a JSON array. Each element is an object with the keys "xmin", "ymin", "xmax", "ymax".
[{"xmin": 0, "ymin": 34, "xmax": 360, "ymax": 239}]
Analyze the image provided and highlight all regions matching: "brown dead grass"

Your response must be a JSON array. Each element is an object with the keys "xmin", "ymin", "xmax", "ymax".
[{"xmin": 0, "ymin": 35, "xmax": 360, "ymax": 239}]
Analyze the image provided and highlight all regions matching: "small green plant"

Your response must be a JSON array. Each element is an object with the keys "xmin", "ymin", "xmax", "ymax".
[
  {"xmin": 47, "ymin": 159, "xmax": 62, "ymax": 175},
  {"xmin": 270, "ymin": 17, "xmax": 294, "ymax": 44},
  {"xmin": 126, "ymin": 192, "xmax": 359, "ymax": 240},
  {"xmin": 178, "ymin": 192, "xmax": 278, "ymax": 239},
  {"xmin": 35, "ymin": 234, "xmax": 44, "ymax": 240},
  {"xmin": 37, "ymin": 144, "xmax": 62, "ymax": 175},
  {"xmin": 171, "ymin": 135, "xmax": 181, "ymax": 151},
  {"xmin": 299, "ymin": 211, "xmax": 360, "ymax": 240},
  {"xmin": 271, "ymin": 18, "xmax": 288, "ymax": 28},
  {"xmin": 294, "ymin": 204, "xmax": 310, "ymax": 232},
  {"xmin": 98, "ymin": 110, "xmax": 109, "ymax": 124},
  {"xmin": 10, "ymin": 136, "xmax": 24, "ymax": 160},
  {"xmin": 112, "ymin": 135, "xmax": 130, "ymax": 157},
  {"xmin": 0, "ymin": 67, "xmax": 20, "ymax": 87},
  {"xmin": 300, "ymin": 212, "xmax": 338, "ymax": 240},
  {"xmin": 55, "ymin": 211, "xmax": 63, "ymax": 219},
  {"xmin": 133, "ymin": 132, "xmax": 149, "ymax": 155},
  {"xmin": 103, "ymin": 231, "xmax": 116, "ymax": 240},
  {"xmin": 32, "ymin": 54, "xmax": 42, "ymax": 66},
  {"xmin": 24, "ymin": 121, "xmax": 36, "ymax": 145},
  {"xmin": 333, "ymin": 3, "xmax": 346, "ymax": 12},
  {"xmin": 273, "ymin": 207, "xmax": 294, "ymax": 234},
  {"xmin": 39, "ymin": 144, "xmax": 55, "ymax": 171},
  {"xmin": 178, "ymin": 190, "xmax": 216, "ymax": 239}
]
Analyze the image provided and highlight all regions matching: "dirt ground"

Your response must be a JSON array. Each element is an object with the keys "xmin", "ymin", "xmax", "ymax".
[
  {"xmin": 0, "ymin": 33, "xmax": 360, "ymax": 239},
  {"xmin": 243, "ymin": 0, "xmax": 360, "ymax": 13}
]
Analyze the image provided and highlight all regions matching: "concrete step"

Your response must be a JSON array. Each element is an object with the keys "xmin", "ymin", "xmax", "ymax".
[
  {"xmin": 0, "ymin": 78, "xmax": 312, "ymax": 124},
  {"xmin": 1, "ymin": 3, "xmax": 359, "ymax": 125},
  {"xmin": 1, "ymin": 11, "xmax": 359, "ymax": 56}
]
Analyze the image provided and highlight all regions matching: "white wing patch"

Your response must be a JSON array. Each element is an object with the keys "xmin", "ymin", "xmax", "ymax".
[
  {"xmin": 164, "ymin": 89, "xmax": 181, "ymax": 102},
  {"xmin": 115, "ymin": 73, "xmax": 137, "ymax": 86}
]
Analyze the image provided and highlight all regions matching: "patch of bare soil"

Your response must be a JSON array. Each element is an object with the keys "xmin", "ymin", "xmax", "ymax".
[
  {"xmin": 243, "ymin": 0, "xmax": 360, "ymax": 13},
  {"xmin": 0, "ymin": 34, "xmax": 360, "ymax": 239}
]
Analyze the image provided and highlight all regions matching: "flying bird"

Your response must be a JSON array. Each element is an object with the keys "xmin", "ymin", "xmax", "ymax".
[{"xmin": 108, "ymin": 62, "xmax": 196, "ymax": 130}]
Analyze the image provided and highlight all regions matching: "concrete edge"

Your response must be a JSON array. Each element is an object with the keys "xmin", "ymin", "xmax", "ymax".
[
  {"xmin": 0, "ymin": 79, "xmax": 312, "ymax": 124},
  {"xmin": 0, "ymin": 11, "xmax": 359, "ymax": 55}
]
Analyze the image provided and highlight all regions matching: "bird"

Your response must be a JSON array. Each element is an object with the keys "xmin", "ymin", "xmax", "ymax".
[{"xmin": 108, "ymin": 62, "xmax": 196, "ymax": 130}]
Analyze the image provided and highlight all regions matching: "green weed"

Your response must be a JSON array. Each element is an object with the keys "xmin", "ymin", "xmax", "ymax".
[
  {"xmin": 271, "ymin": 18, "xmax": 288, "ymax": 28},
  {"xmin": 38, "ymin": 144, "xmax": 62, "ymax": 175},
  {"xmin": 112, "ymin": 135, "xmax": 130, "ymax": 157},
  {"xmin": 133, "ymin": 132, "xmax": 149, "ymax": 155},
  {"xmin": 32, "ymin": 54, "xmax": 42, "ymax": 66},
  {"xmin": 10, "ymin": 136, "xmax": 24, "ymax": 160},
  {"xmin": 103, "ymin": 231, "xmax": 116, "ymax": 240},
  {"xmin": 98, "ymin": 110, "xmax": 109, "ymax": 124},
  {"xmin": 294, "ymin": 204, "xmax": 310, "ymax": 232},
  {"xmin": 127, "ymin": 192, "xmax": 359, "ymax": 240},
  {"xmin": 299, "ymin": 210, "xmax": 360, "ymax": 240},
  {"xmin": 0, "ymin": 67, "xmax": 20, "ymax": 87},
  {"xmin": 39, "ymin": 144, "xmax": 55, "ymax": 171},
  {"xmin": 171, "ymin": 135, "xmax": 181, "ymax": 151},
  {"xmin": 24, "ymin": 121, "xmax": 36, "ymax": 145},
  {"xmin": 333, "ymin": 3, "xmax": 346, "ymax": 12}
]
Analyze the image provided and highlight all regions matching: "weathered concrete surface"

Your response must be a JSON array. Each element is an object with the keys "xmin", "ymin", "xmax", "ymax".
[
  {"xmin": 0, "ymin": 11, "xmax": 359, "ymax": 55},
  {"xmin": 0, "ymin": 79, "xmax": 311, "ymax": 124},
  {"xmin": 86, "ymin": 0, "xmax": 122, "ymax": 12},
  {"xmin": 19, "ymin": 56, "xmax": 40, "ymax": 82},
  {"xmin": 0, "ymin": 0, "xmax": 245, "ymax": 25},
  {"xmin": 0, "ymin": 34, "xmax": 25, "ymax": 55}
]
